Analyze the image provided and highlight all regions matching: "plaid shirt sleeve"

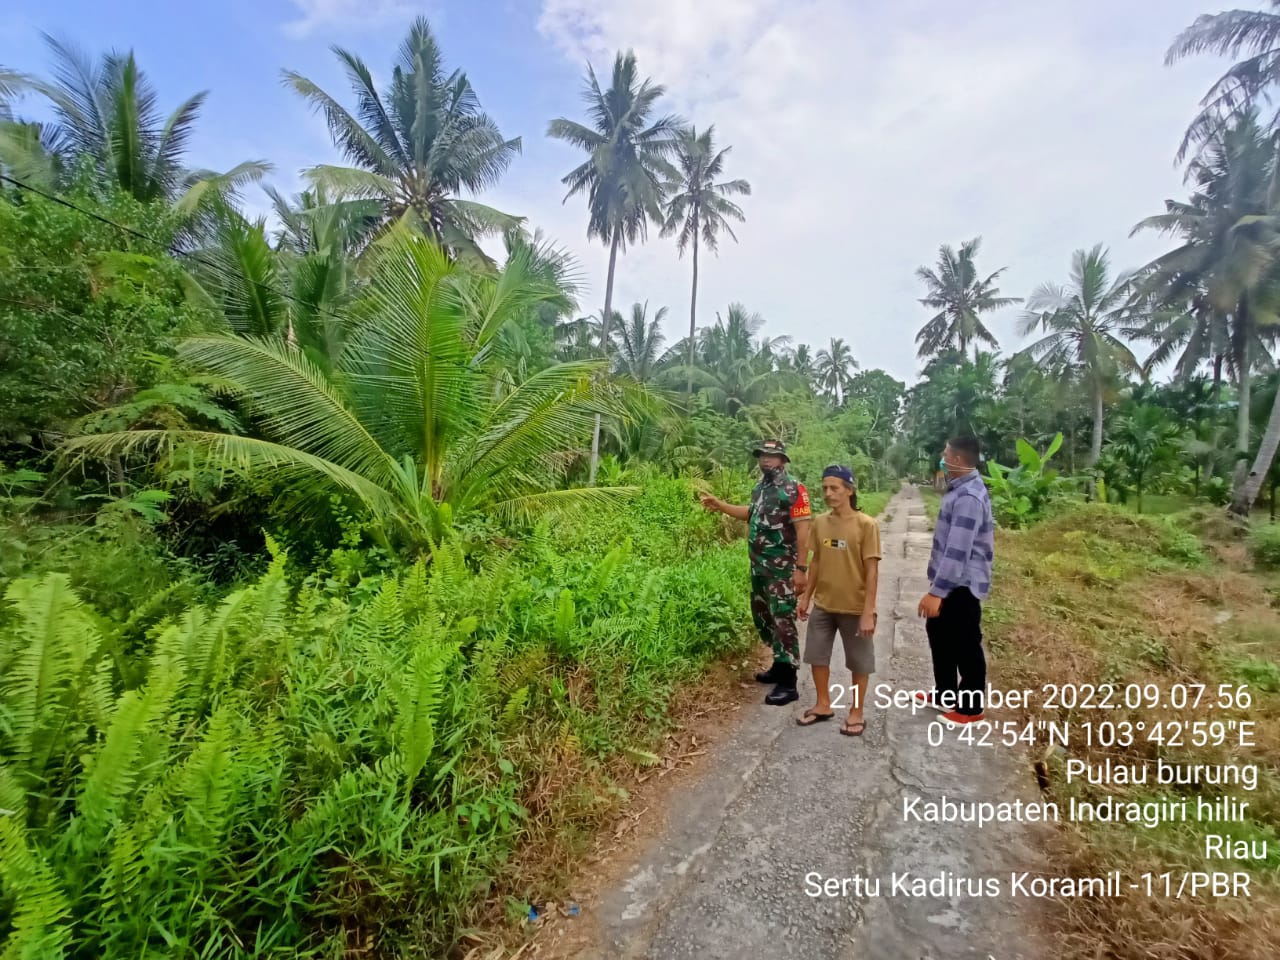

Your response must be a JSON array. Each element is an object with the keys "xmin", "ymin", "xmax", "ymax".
[{"xmin": 928, "ymin": 491, "xmax": 984, "ymax": 599}]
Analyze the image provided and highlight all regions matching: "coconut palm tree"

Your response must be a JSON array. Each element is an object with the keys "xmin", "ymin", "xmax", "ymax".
[
  {"xmin": 548, "ymin": 50, "xmax": 681, "ymax": 483},
  {"xmin": 661, "ymin": 125, "xmax": 749, "ymax": 393},
  {"xmin": 555, "ymin": 313, "xmax": 615, "ymax": 363},
  {"xmin": 669, "ymin": 304, "xmax": 790, "ymax": 415},
  {"xmin": 1236, "ymin": 371, "xmax": 1280, "ymax": 513},
  {"xmin": 1166, "ymin": 3, "xmax": 1280, "ymax": 160},
  {"xmin": 915, "ymin": 237, "xmax": 1019, "ymax": 360},
  {"xmin": 1132, "ymin": 114, "xmax": 1280, "ymax": 503},
  {"xmin": 814, "ymin": 337, "xmax": 859, "ymax": 406},
  {"xmin": 775, "ymin": 343, "xmax": 820, "ymax": 393},
  {"xmin": 903, "ymin": 350, "xmax": 1003, "ymax": 465},
  {"xmin": 189, "ymin": 198, "xmax": 370, "ymax": 373},
  {"xmin": 283, "ymin": 17, "xmax": 522, "ymax": 260},
  {"xmin": 615, "ymin": 302, "xmax": 668, "ymax": 384},
  {"xmin": 66, "ymin": 231, "xmax": 630, "ymax": 547},
  {"xmin": 1018, "ymin": 245, "xmax": 1140, "ymax": 467},
  {"xmin": 0, "ymin": 67, "xmax": 27, "ymax": 112},
  {"xmin": 1126, "ymin": 285, "xmax": 1231, "ymax": 404},
  {"xmin": 789, "ymin": 344, "xmax": 817, "ymax": 381},
  {"xmin": 0, "ymin": 37, "xmax": 266, "ymax": 213},
  {"xmin": 264, "ymin": 185, "xmax": 381, "ymax": 257}
]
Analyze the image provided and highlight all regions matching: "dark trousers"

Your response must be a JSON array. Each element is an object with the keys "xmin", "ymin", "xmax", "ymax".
[{"xmin": 925, "ymin": 587, "xmax": 986, "ymax": 715}]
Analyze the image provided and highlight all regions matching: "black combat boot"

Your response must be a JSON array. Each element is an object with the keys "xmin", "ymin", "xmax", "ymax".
[
  {"xmin": 754, "ymin": 660, "xmax": 788, "ymax": 684},
  {"xmin": 764, "ymin": 663, "xmax": 799, "ymax": 705}
]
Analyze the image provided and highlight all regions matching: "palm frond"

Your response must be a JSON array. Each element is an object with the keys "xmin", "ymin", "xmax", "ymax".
[
  {"xmin": 282, "ymin": 71, "xmax": 397, "ymax": 176},
  {"xmin": 180, "ymin": 335, "xmax": 397, "ymax": 486}
]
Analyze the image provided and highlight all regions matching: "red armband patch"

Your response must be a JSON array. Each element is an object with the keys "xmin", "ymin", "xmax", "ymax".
[{"xmin": 791, "ymin": 482, "xmax": 812, "ymax": 520}]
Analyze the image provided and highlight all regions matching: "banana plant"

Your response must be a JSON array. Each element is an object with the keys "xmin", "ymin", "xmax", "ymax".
[{"xmin": 985, "ymin": 431, "xmax": 1067, "ymax": 528}]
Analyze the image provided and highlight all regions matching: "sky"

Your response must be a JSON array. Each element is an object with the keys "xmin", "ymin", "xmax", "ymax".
[{"xmin": 1, "ymin": 0, "xmax": 1236, "ymax": 384}]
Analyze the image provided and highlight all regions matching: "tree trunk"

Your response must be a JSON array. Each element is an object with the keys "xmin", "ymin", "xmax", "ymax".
[
  {"xmin": 1231, "ymin": 304, "xmax": 1252, "ymax": 495},
  {"xmin": 1229, "ymin": 378, "xmax": 1280, "ymax": 517},
  {"xmin": 588, "ymin": 232, "xmax": 620, "ymax": 486},
  {"xmin": 1212, "ymin": 354, "xmax": 1223, "ymax": 410},
  {"xmin": 1236, "ymin": 366, "xmax": 1252, "ymax": 467},
  {"xmin": 1087, "ymin": 381, "xmax": 1104, "ymax": 468},
  {"xmin": 686, "ymin": 224, "xmax": 698, "ymax": 395}
]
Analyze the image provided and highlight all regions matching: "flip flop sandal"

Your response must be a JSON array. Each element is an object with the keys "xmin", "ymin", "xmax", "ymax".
[
  {"xmin": 840, "ymin": 720, "xmax": 866, "ymax": 737},
  {"xmin": 796, "ymin": 709, "xmax": 835, "ymax": 726}
]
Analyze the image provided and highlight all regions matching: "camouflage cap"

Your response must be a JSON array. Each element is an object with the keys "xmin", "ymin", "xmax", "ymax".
[{"xmin": 752, "ymin": 438, "xmax": 790, "ymax": 461}]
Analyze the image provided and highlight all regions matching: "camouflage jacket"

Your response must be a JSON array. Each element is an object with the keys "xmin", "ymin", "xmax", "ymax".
[{"xmin": 748, "ymin": 472, "xmax": 811, "ymax": 573}]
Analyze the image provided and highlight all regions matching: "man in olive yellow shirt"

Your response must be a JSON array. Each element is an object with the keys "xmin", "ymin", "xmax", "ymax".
[{"xmin": 796, "ymin": 465, "xmax": 881, "ymax": 736}]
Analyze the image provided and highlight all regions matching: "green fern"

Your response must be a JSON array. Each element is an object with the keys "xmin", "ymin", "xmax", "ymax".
[
  {"xmin": 152, "ymin": 566, "xmax": 289, "ymax": 715},
  {"xmin": 397, "ymin": 632, "xmax": 458, "ymax": 798},
  {"xmin": 0, "ymin": 575, "xmax": 104, "ymax": 789},
  {"xmin": 0, "ymin": 763, "xmax": 72, "ymax": 959},
  {"xmin": 75, "ymin": 668, "xmax": 178, "ymax": 844},
  {"xmin": 499, "ymin": 646, "xmax": 549, "ymax": 697},
  {"xmin": 400, "ymin": 560, "xmax": 430, "ymax": 621},
  {"xmin": 151, "ymin": 605, "xmax": 210, "ymax": 702},
  {"xmin": 581, "ymin": 540, "xmax": 630, "ymax": 602},
  {"xmin": 500, "ymin": 686, "xmax": 529, "ymax": 729},
  {"xmin": 428, "ymin": 540, "xmax": 469, "ymax": 603},
  {"xmin": 0, "ymin": 815, "xmax": 73, "ymax": 959},
  {"xmin": 553, "ymin": 589, "xmax": 576, "ymax": 650},
  {"xmin": 469, "ymin": 632, "xmax": 508, "ymax": 707},
  {"xmin": 177, "ymin": 704, "xmax": 240, "ymax": 845},
  {"xmin": 356, "ymin": 578, "xmax": 404, "ymax": 644},
  {"xmin": 100, "ymin": 819, "xmax": 147, "ymax": 934}
]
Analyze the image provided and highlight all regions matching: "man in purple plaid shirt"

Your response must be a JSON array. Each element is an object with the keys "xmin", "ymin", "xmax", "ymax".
[{"xmin": 916, "ymin": 436, "xmax": 994, "ymax": 723}]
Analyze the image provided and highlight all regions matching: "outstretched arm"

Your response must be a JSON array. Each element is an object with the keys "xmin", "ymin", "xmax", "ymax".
[{"xmin": 700, "ymin": 494, "xmax": 750, "ymax": 522}]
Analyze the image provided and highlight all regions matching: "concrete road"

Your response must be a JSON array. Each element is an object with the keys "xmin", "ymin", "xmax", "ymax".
[{"xmin": 580, "ymin": 484, "xmax": 1050, "ymax": 960}]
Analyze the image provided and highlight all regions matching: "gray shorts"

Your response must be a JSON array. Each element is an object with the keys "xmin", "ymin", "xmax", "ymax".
[{"xmin": 802, "ymin": 606, "xmax": 877, "ymax": 673}]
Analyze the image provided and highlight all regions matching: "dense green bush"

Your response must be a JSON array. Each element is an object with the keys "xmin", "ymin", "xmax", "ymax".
[
  {"xmin": 1201, "ymin": 475, "xmax": 1232, "ymax": 506},
  {"xmin": 0, "ymin": 465, "xmax": 213, "ymax": 631},
  {"xmin": 0, "ymin": 480, "xmax": 751, "ymax": 958},
  {"xmin": 1249, "ymin": 522, "xmax": 1280, "ymax": 570},
  {"xmin": 0, "ymin": 184, "xmax": 211, "ymax": 451}
]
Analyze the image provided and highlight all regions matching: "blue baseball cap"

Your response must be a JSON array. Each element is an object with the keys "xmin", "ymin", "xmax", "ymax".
[{"xmin": 822, "ymin": 464, "xmax": 856, "ymax": 486}]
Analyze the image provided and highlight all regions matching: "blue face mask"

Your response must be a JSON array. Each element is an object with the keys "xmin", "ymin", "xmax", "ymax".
[{"xmin": 939, "ymin": 457, "xmax": 946, "ymax": 471}]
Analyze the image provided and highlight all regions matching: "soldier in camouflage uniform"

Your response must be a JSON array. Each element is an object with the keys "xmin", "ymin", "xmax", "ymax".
[{"xmin": 700, "ymin": 439, "xmax": 812, "ymax": 705}]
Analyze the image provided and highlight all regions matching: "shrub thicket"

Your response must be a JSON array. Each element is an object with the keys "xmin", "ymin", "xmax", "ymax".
[{"xmin": 0, "ymin": 480, "xmax": 751, "ymax": 957}]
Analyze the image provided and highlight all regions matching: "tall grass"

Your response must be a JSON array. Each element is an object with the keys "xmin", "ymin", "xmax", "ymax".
[{"xmin": 985, "ymin": 503, "xmax": 1280, "ymax": 959}]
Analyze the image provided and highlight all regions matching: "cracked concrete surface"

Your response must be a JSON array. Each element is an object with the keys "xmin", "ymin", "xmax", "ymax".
[{"xmin": 578, "ymin": 485, "xmax": 1051, "ymax": 960}]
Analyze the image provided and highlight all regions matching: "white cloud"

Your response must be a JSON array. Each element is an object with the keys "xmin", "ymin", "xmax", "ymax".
[
  {"xmin": 509, "ymin": 0, "xmax": 1231, "ymax": 382},
  {"xmin": 282, "ymin": 0, "xmax": 416, "ymax": 38}
]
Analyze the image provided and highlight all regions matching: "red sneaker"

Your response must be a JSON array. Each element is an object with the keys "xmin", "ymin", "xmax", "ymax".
[
  {"xmin": 913, "ymin": 692, "xmax": 945, "ymax": 712},
  {"xmin": 942, "ymin": 710, "xmax": 986, "ymax": 724}
]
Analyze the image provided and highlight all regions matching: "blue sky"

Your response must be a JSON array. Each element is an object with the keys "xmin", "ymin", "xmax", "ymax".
[
  {"xmin": 3, "ymin": 1, "xmax": 1235, "ymax": 382},
  {"xmin": 1, "ymin": 1, "xmax": 580, "ymax": 201}
]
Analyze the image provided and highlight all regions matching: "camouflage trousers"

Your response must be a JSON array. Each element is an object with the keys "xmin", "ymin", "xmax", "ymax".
[{"xmin": 750, "ymin": 570, "xmax": 799, "ymax": 665}]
